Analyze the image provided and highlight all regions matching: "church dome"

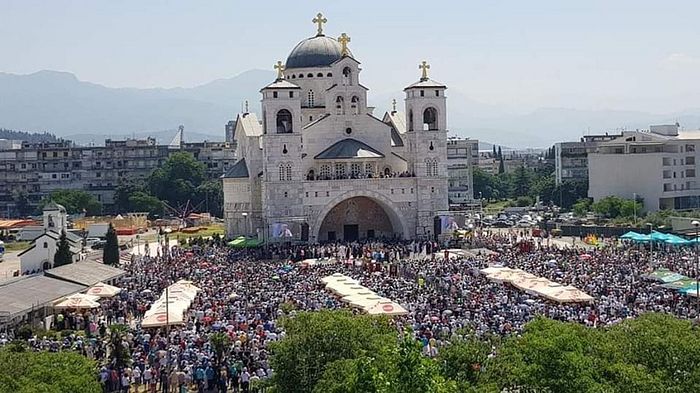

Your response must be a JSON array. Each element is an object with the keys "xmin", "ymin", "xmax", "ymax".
[{"xmin": 285, "ymin": 35, "xmax": 351, "ymax": 69}]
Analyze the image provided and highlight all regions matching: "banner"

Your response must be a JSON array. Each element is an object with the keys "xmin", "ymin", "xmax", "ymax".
[
  {"xmin": 440, "ymin": 216, "xmax": 459, "ymax": 233},
  {"xmin": 271, "ymin": 223, "xmax": 294, "ymax": 238}
]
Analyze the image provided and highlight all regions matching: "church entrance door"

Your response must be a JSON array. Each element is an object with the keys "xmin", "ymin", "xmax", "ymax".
[{"xmin": 343, "ymin": 225, "xmax": 359, "ymax": 241}]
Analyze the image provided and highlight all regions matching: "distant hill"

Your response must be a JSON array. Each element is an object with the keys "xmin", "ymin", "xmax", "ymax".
[
  {"xmin": 3, "ymin": 69, "xmax": 700, "ymax": 148},
  {"xmin": 0, "ymin": 128, "xmax": 60, "ymax": 143}
]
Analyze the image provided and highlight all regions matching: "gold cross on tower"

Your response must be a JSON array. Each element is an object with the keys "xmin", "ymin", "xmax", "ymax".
[
  {"xmin": 419, "ymin": 61, "xmax": 430, "ymax": 81},
  {"xmin": 274, "ymin": 61, "xmax": 285, "ymax": 80},
  {"xmin": 313, "ymin": 13, "xmax": 327, "ymax": 36},
  {"xmin": 338, "ymin": 33, "xmax": 351, "ymax": 56}
]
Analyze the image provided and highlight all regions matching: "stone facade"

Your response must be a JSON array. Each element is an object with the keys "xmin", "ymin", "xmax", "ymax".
[{"xmin": 222, "ymin": 17, "xmax": 449, "ymax": 242}]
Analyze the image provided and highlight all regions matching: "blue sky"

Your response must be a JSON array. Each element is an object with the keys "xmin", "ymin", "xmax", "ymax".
[{"xmin": 2, "ymin": 0, "xmax": 700, "ymax": 112}]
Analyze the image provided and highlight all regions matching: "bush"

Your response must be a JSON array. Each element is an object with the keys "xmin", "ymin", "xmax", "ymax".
[
  {"xmin": 16, "ymin": 325, "xmax": 33, "ymax": 340},
  {"xmin": 516, "ymin": 196, "xmax": 534, "ymax": 207}
]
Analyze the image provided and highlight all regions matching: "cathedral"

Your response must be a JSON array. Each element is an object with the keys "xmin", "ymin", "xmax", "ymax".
[{"xmin": 222, "ymin": 13, "xmax": 449, "ymax": 242}]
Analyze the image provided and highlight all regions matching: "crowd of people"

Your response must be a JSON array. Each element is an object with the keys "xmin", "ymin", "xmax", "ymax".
[{"xmin": 5, "ymin": 230, "xmax": 700, "ymax": 392}]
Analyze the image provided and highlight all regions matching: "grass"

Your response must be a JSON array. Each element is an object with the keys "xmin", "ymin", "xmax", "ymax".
[{"xmin": 3, "ymin": 241, "xmax": 30, "ymax": 252}]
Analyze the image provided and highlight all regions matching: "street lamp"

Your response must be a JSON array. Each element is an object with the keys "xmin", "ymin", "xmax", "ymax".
[
  {"xmin": 692, "ymin": 220, "xmax": 700, "ymax": 316},
  {"xmin": 632, "ymin": 193, "xmax": 637, "ymax": 227}
]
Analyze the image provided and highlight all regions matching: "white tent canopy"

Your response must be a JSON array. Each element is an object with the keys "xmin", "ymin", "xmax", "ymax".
[
  {"xmin": 481, "ymin": 265, "xmax": 593, "ymax": 304},
  {"xmin": 142, "ymin": 310, "xmax": 185, "ymax": 328},
  {"xmin": 86, "ymin": 282, "xmax": 121, "ymax": 298},
  {"xmin": 365, "ymin": 300, "xmax": 408, "ymax": 316},
  {"xmin": 54, "ymin": 294, "xmax": 101, "ymax": 309}
]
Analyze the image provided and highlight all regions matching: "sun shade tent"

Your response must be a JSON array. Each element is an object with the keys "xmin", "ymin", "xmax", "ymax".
[
  {"xmin": 346, "ymin": 296, "xmax": 387, "ymax": 309},
  {"xmin": 645, "ymin": 269, "xmax": 689, "ymax": 283},
  {"xmin": 86, "ymin": 282, "xmax": 122, "ymax": 298},
  {"xmin": 364, "ymin": 300, "xmax": 409, "ymax": 316},
  {"xmin": 541, "ymin": 286, "xmax": 594, "ymax": 303},
  {"xmin": 324, "ymin": 278, "xmax": 361, "ymax": 289},
  {"xmin": 141, "ymin": 310, "xmax": 185, "ymax": 328},
  {"xmin": 321, "ymin": 273, "xmax": 348, "ymax": 284},
  {"xmin": 331, "ymin": 285, "xmax": 371, "ymax": 297},
  {"xmin": 54, "ymin": 295, "xmax": 100, "ymax": 309},
  {"xmin": 512, "ymin": 277, "xmax": 553, "ymax": 295}
]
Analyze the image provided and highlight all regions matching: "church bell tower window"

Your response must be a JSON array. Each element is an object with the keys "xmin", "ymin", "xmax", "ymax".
[
  {"xmin": 276, "ymin": 109, "xmax": 293, "ymax": 133},
  {"xmin": 423, "ymin": 107, "xmax": 438, "ymax": 130}
]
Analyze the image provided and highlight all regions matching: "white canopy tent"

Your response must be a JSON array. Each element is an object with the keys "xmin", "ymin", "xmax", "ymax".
[{"xmin": 86, "ymin": 282, "xmax": 122, "ymax": 298}]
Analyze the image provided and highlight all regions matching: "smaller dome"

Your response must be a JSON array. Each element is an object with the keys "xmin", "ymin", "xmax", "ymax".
[{"xmin": 285, "ymin": 35, "xmax": 352, "ymax": 69}]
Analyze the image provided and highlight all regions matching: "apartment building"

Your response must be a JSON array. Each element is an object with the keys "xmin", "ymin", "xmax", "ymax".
[
  {"xmin": 554, "ymin": 133, "xmax": 621, "ymax": 185},
  {"xmin": 446, "ymin": 137, "xmax": 479, "ymax": 206},
  {"xmin": 588, "ymin": 124, "xmax": 699, "ymax": 211},
  {"xmin": 0, "ymin": 137, "xmax": 236, "ymax": 216}
]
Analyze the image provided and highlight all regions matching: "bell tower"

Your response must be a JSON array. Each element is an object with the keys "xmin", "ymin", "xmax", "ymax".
[{"xmin": 403, "ymin": 61, "xmax": 449, "ymax": 239}]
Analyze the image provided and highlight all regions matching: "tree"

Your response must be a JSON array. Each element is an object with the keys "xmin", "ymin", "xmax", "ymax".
[
  {"xmin": 497, "ymin": 146, "xmax": 502, "ymax": 159},
  {"xmin": 53, "ymin": 230, "xmax": 73, "ymax": 267},
  {"xmin": 38, "ymin": 189, "xmax": 101, "ymax": 215},
  {"xmin": 515, "ymin": 196, "xmax": 534, "ymax": 207},
  {"xmin": 270, "ymin": 310, "xmax": 395, "ymax": 393},
  {"xmin": 148, "ymin": 152, "xmax": 206, "ymax": 208},
  {"xmin": 108, "ymin": 324, "xmax": 132, "ymax": 370},
  {"xmin": 128, "ymin": 192, "xmax": 163, "ymax": 217},
  {"xmin": 438, "ymin": 334, "xmax": 491, "ymax": 390},
  {"xmin": 11, "ymin": 189, "xmax": 32, "ymax": 217},
  {"xmin": 210, "ymin": 332, "xmax": 231, "ymax": 371},
  {"xmin": 492, "ymin": 145, "xmax": 497, "ymax": 158},
  {"xmin": 512, "ymin": 166, "xmax": 530, "ymax": 197},
  {"xmin": 195, "ymin": 180, "xmax": 224, "ymax": 217},
  {"xmin": 572, "ymin": 198, "xmax": 592, "ymax": 217},
  {"xmin": 113, "ymin": 178, "xmax": 146, "ymax": 213},
  {"xmin": 591, "ymin": 196, "xmax": 642, "ymax": 219},
  {"xmin": 498, "ymin": 156, "xmax": 505, "ymax": 174},
  {"xmin": 103, "ymin": 223, "xmax": 119, "ymax": 266},
  {"xmin": 0, "ymin": 348, "xmax": 101, "ymax": 393}
]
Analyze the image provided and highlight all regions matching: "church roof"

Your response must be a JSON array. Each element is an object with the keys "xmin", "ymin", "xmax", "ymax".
[
  {"xmin": 303, "ymin": 114, "xmax": 330, "ymax": 129},
  {"xmin": 391, "ymin": 129, "xmax": 404, "ymax": 147},
  {"xmin": 285, "ymin": 35, "xmax": 352, "ymax": 69},
  {"xmin": 222, "ymin": 158, "xmax": 249, "ymax": 179},
  {"xmin": 262, "ymin": 79, "xmax": 301, "ymax": 90},
  {"xmin": 315, "ymin": 138, "xmax": 384, "ymax": 159},
  {"xmin": 404, "ymin": 78, "xmax": 447, "ymax": 90}
]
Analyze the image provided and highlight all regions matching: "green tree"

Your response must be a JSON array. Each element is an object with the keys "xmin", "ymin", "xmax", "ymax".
[
  {"xmin": 270, "ymin": 310, "xmax": 395, "ymax": 393},
  {"xmin": 108, "ymin": 324, "xmax": 132, "ymax": 370},
  {"xmin": 53, "ymin": 230, "xmax": 73, "ymax": 267},
  {"xmin": 195, "ymin": 180, "xmax": 224, "ymax": 217},
  {"xmin": 491, "ymin": 145, "xmax": 497, "ymax": 158},
  {"xmin": 497, "ymin": 146, "xmax": 502, "ymax": 159},
  {"xmin": 512, "ymin": 166, "xmax": 530, "ymax": 197},
  {"xmin": 515, "ymin": 196, "xmax": 533, "ymax": 207},
  {"xmin": 11, "ymin": 189, "xmax": 32, "ymax": 217},
  {"xmin": 39, "ymin": 189, "xmax": 101, "ymax": 215},
  {"xmin": 148, "ymin": 152, "xmax": 206, "ymax": 208},
  {"xmin": 0, "ymin": 348, "xmax": 101, "ymax": 393},
  {"xmin": 498, "ymin": 157, "xmax": 505, "ymax": 174},
  {"xmin": 438, "ymin": 334, "xmax": 491, "ymax": 390},
  {"xmin": 103, "ymin": 223, "xmax": 119, "ymax": 266},
  {"xmin": 113, "ymin": 178, "xmax": 146, "ymax": 213},
  {"xmin": 591, "ymin": 196, "xmax": 641, "ymax": 219},
  {"xmin": 128, "ymin": 191, "xmax": 164, "ymax": 217},
  {"xmin": 572, "ymin": 198, "xmax": 592, "ymax": 217}
]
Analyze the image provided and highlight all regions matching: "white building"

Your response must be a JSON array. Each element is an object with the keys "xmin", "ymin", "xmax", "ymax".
[
  {"xmin": 554, "ymin": 134, "xmax": 621, "ymax": 186},
  {"xmin": 18, "ymin": 202, "xmax": 81, "ymax": 273},
  {"xmin": 588, "ymin": 124, "xmax": 700, "ymax": 212},
  {"xmin": 222, "ymin": 15, "xmax": 449, "ymax": 242}
]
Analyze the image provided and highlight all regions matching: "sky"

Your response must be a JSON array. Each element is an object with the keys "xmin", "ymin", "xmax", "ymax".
[{"xmin": 3, "ymin": 0, "xmax": 700, "ymax": 113}]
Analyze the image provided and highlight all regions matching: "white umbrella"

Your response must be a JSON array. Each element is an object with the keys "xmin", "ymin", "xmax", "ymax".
[
  {"xmin": 141, "ymin": 310, "xmax": 185, "ymax": 328},
  {"xmin": 86, "ymin": 282, "xmax": 122, "ymax": 298},
  {"xmin": 55, "ymin": 296, "xmax": 100, "ymax": 310}
]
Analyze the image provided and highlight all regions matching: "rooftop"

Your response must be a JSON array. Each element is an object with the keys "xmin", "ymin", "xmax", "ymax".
[
  {"xmin": 0, "ymin": 276, "xmax": 86, "ymax": 320},
  {"xmin": 44, "ymin": 261, "xmax": 126, "ymax": 287}
]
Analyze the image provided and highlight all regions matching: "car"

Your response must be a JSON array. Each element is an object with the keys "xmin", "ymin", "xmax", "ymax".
[
  {"xmin": 493, "ymin": 220, "xmax": 512, "ymax": 228},
  {"xmin": 517, "ymin": 219, "xmax": 533, "ymax": 228},
  {"xmin": 91, "ymin": 240, "xmax": 106, "ymax": 250},
  {"xmin": 482, "ymin": 218, "xmax": 495, "ymax": 227}
]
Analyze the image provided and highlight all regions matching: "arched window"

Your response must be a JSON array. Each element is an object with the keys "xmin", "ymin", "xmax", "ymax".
[
  {"xmin": 384, "ymin": 167, "xmax": 391, "ymax": 177},
  {"xmin": 342, "ymin": 67, "xmax": 352, "ymax": 86},
  {"xmin": 326, "ymin": 72, "xmax": 333, "ymax": 77},
  {"xmin": 423, "ymin": 107, "xmax": 438, "ymax": 130},
  {"xmin": 424, "ymin": 158, "xmax": 438, "ymax": 177},
  {"xmin": 317, "ymin": 73, "xmax": 324, "ymax": 77},
  {"xmin": 408, "ymin": 110, "xmax": 414, "ymax": 131},
  {"xmin": 278, "ymin": 163, "xmax": 286, "ymax": 181},
  {"xmin": 351, "ymin": 96, "xmax": 360, "ymax": 115},
  {"xmin": 307, "ymin": 169, "xmax": 315, "ymax": 180},
  {"xmin": 335, "ymin": 96, "xmax": 345, "ymax": 115},
  {"xmin": 307, "ymin": 90, "xmax": 315, "ymax": 107},
  {"xmin": 291, "ymin": 74, "xmax": 296, "ymax": 79},
  {"xmin": 298, "ymin": 74, "xmax": 304, "ymax": 78},
  {"xmin": 278, "ymin": 163, "xmax": 292, "ymax": 181},
  {"xmin": 276, "ymin": 109, "xmax": 293, "ymax": 133},
  {"xmin": 307, "ymin": 73, "xmax": 313, "ymax": 78},
  {"xmin": 320, "ymin": 164, "xmax": 331, "ymax": 180}
]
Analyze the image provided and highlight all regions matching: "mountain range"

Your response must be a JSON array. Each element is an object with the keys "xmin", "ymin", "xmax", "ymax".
[{"xmin": 2, "ymin": 69, "xmax": 700, "ymax": 148}]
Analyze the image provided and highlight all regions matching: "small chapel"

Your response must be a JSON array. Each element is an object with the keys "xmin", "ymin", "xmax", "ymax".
[{"xmin": 223, "ymin": 13, "xmax": 449, "ymax": 242}]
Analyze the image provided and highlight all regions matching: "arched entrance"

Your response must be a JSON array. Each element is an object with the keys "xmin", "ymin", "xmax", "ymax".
[{"xmin": 314, "ymin": 191, "xmax": 408, "ymax": 242}]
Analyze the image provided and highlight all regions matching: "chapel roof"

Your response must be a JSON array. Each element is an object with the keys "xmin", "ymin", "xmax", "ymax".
[
  {"xmin": 315, "ymin": 138, "xmax": 384, "ymax": 159},
  {"xmin": 222, "ymin": 158, "xmax": 249, "ymax": 179},
  {"xmin": 285, "ymin": 35, "xmax": 353, "ymax": 69}
]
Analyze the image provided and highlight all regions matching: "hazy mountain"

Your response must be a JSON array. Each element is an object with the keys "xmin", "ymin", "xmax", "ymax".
[
  {"xmin": 3, "ymin": 69, "xmax": 700, "ymax": 148},
  {"xmin": 0, "ymin": 69, "xmax": 273, "ymax": 142}
]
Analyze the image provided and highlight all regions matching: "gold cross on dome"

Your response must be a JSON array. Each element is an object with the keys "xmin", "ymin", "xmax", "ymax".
[
  {"xmin": 419, "ymin": 61, "xmax": 430, "ymax": 81},
  {"xmin": 274, "ymin": 61, "xmax": 285, "ymax": 80},
  {"xmin": 338, "ymin": 33, "xmax": 351, "ymax": 56},
  {"xmin": 392, "ymin": 99, "xmax": 397, "ymax": 112},
  {"xmin": 313, "ymin": 13, "xmax": 327, "ymax": 36}
]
